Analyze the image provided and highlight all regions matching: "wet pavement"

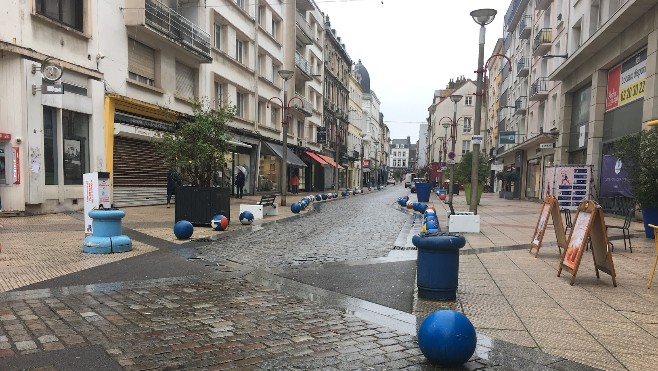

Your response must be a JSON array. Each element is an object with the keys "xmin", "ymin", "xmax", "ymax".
[{"xmin": 0, "ymin": 186, "xmax": 655, "ymax": 369}]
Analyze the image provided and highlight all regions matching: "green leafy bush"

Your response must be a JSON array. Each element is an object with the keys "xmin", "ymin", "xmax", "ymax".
[{"xmin": 614, "ymin": 127, "xmax": 658, "ymax": 209}]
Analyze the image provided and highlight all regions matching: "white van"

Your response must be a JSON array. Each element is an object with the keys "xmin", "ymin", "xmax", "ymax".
[{"xmin": 404, "ymin": 173, "xmax": 416, "ymax": 188}]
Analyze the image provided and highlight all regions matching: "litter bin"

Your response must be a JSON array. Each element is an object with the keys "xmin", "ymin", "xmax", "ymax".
[
  {"xmin": 412, "ymin": 232, "xmax": 466, "ymax": 300},
  {"xmin": 452, "ymin": 183, "xmax": 460, "ymax": 195},
  {"xmin": 415, "ymin": 182, "xmax": 432, "ymax": 202}
]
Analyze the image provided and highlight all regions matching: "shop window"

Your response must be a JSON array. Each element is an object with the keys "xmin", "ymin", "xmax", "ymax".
[
  {"xmin": 62, "ymin": 110, "xmax": 89, "ymax": 185},
  {"xmin": 35, "ymin": 0, "xmax": 84, "ymax": 32},
  {"xmin": 43, "ymin": 107, "xmax": 58, "ymax": 185}
]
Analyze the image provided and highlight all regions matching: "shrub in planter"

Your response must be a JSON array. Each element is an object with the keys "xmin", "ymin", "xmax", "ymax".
[
  {"xmin": 454, "ymin": 152, "xmax": 488, "ymax": 206},
  {"xmin": 614, "ymin": 126, "xmax": 658, "ymax": 238}
]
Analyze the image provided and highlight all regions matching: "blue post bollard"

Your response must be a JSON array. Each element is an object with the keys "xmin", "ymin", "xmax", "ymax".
[
  {"xmin": 83, "ymin": 209, "xmax": 133, "ymax": 254},
  {"xmin": 412, "ymin": 232, "xmax": 466, "ymax": 300}
]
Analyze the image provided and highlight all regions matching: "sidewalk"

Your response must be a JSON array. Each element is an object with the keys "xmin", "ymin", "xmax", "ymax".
[{"xmin": 1, "ymin": 188, "xmax": 658, "ymax": 370}]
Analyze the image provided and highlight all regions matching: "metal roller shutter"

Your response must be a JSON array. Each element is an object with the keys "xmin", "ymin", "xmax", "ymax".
[
  {"xmin": 176, "ymin": 61, "xmax": 194, "ymax": 98},
  {"xmin": 128, "ymin": 39, "xmax": 155, "ymax": 81}
]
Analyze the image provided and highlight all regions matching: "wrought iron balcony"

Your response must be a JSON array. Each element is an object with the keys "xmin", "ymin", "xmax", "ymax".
[
  {"xmin": 124, "ymin": 0, "xmax": 211, "ymax": 62},
  {"xmin": 514, "ymin": 96, "xmax": 527, "ymax": 115},
  {"xmin": 535, "ymin": 0, "xmax": 552, "ymax": 11},
  {"xmin": 516, "ymin": 57, "xmax": 529, "ymax": 77},
  {"xmin": 518, "ymin": 15, "xmax": 531, "ymax": 39},
  {"xmin": 533, "ymin": 28, "xmax": 552, "ymax": 56},
  {"xmin": 294, "ymin": 52, "xmax": 313, "ymax": 81},
  {"xmin": 530, "ymin": 77, "xmax": 549, "ymax": 101}
]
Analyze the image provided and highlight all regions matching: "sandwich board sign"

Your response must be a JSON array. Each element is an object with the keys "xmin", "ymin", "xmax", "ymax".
[
  {"xmin": 557, "ymin": 200, "xmax": 617, "ymax": 286},
  {"xmin": 529, "ymin": 195, "xmax": 567, "ymax": 257}
]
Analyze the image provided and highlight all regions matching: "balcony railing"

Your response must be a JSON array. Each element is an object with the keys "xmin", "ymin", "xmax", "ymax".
[
  {"xmin": 518, "ymin": 15, "xmax": 531, "ymax": 39},
  {"xmin": 530, "ymin": 77, "xmax": 549, "ymax": 100},
  {"xmin": 142, "ymin": 0, "xmax": 211, "ymax": 61},
  {"xmin": 294, "ymin": 93, "xmax": 313, "ymax": 117},
  {"xmin": 516, "ymin": 57, "xmax": 529, "ymax": 77},
  {"xmin": 295, "ymin": 52, "xmax": 313, "ymax": 80},
  {"xmin": 514, "ymin": 96, "xmax": 527, "ymax": 115},
  {"xmin": 295, "ymin": 12, "xmax": 314, "ymax": 44},
  {"xmin": 535, "ymin": 0, "xmax": 552, "ymax": 11},
  {"xmin": 503, "ymin": 0, "xmax": 530, "ymax": 31},
  {"xmin": 533, "ymin": 28, "xmax": 552, "ymax": 56}
]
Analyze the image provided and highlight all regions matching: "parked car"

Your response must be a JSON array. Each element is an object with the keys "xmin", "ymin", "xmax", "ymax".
[
  {"xmin": 410, "ymin": 178, "xmax": 424, "ymax": 193},
  {"xmin": 386, "ymin": 177, "xmax": 396, "ymax": 185}
]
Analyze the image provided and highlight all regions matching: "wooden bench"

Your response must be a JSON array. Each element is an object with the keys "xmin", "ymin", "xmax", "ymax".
[{"xmin": 239, "ymin": 194, "xmax": 278, "ymax": 220}]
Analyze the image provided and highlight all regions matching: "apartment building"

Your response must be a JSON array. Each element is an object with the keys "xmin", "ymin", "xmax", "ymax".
[
  {"xmin": 550, "ymin": 0, "xmax": 657, "ymax": 210},
  {"xmin": 390, "ymin": 137, "xmax": 410, "ymax": 172},
  {"xmin": 347, "ymin": 69, "xmax": 365, "ymax": 189}
]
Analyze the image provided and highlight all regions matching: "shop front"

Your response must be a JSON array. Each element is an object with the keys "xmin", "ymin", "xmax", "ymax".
[{"xmin": 258, "ymin": 141, "xmax": 307, "ymax": 193}]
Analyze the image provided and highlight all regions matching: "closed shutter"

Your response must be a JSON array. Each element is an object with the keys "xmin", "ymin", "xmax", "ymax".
[
  {"xmin": 176, "ymin": 62, "xmax": 194, "ymax": 98},
  {"xmin": 128, "ymin": 39, "xmax": 155, "ymax": 80}
]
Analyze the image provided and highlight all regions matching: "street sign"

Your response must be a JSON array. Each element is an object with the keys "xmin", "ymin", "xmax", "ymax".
[
  {"xmin": 447, "ymin": 159, "xmax": 456, "ymax": 165},
  {"xmin": 440, "ymin": 166, "xmax": 447, "ymax": 171},
  {"xmin": 471, "ymin": 135, "xmax": 483, "ymax": 144},
  {"xmin": 540, "ymin": 143, "xmax": 555, "ymax": 149},
  {"xmin": 491, "ymin": 163, "xmax": 504, "ymax": 171},
  {"xmin": 499, "ymin": 131, "xmax": 516, "ymax": 144},
  {"xmin": 42, "ymin": 83, "xmax": 64, "ymax": 94},
  {"xmin": 448, "ymin": 151, "xmax": 456, "ymax": 160}
]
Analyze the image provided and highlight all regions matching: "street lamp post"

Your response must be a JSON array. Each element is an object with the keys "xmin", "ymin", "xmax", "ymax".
[
  {"xmin": 360, "ymin": 133, "xmax": 366, "ymax": 189},
  {"xmin": 267, "ymin": 69, "xmax": 300, "ymax": 207},
  {"xmin": 470, "ymin": 8, "xmax": 497, "ymax": 214},
  {"xmin": 442, "ymin": 95, "xmax": 463, "ymax": 209}
]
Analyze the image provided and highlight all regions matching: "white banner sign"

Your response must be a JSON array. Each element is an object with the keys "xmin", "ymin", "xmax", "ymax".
[
  {"xmin": 490, "ymin": 163, "xmax": 504, "ymax": 171},
  {"xmin": 471, "ymin": 135, "xmax": 483, "ymax": 144}
]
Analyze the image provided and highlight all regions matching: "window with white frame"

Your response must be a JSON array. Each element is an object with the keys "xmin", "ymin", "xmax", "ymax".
[
  {"xmin": 465, "ymin": 96, "xmax": 473, "ymax": 105},
  {"xmin": 463, "ymin": 117, "xmax": 472, "ymax": 132},
  {"xmin": 236, "ymin": 92, "xmax": 246, "ymax": 118},
  {"xmin": 35, "ymin": 0, "xmax": 84, "ymax": 32},
  {"xmin": 271, "ymin": 18, "xmax": 280, "ymax": 40},
  {"xmin": 236, "ymin": 38, "xmax": 245, "ymax": 64},
  {"xmin": 462, "ymin": 140, "xmax": 471, "ymax": 154},
  {"xmin": 270, "ymin": 106, "xmax": 279, "ymax": 129},
  {"xmin": 128, "ymin": 39, "xmax": 156, "ymax": 86},
  {"xmin": 236, "ymin": 0, "xmax": 245, "ymax": 10},
  {"xmin": 258, "ymin": 5, "xmax": 265, "ymax": 26},
  {"xmin": 258, "ymin": 53, "xmax": 265, "ymax": 76},
  {"xmin": 214, "ymin": 23, "xmax": 223, "ymax": 50},
  {"xmin": 257, "ymin": 101, "xmax": 264, "ymax": 125},
  {"xmin": 214, "ymin": 81, "xmax": 226, "ymax": 108}
]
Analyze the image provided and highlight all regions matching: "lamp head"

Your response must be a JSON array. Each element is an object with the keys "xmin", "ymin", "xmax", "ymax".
[
  {"xmin": 470, "ymin": 9, "xmax": 497, "ymax": 26},
  {"xmin": 442, "ymin": 122, "xmax": 450, "ymax": 129},
  {"xmin": 278, "ymin": 69, "xmax": 294, "ymax": 81},
  {"xmin": 450, "ymin": 94, "xmax": 463, "ymax": 103}
]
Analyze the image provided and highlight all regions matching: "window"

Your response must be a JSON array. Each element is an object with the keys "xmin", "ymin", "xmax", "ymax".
[
  {"xmin": 271, "ymin": 19, "xmax": 279, "ymax": 40},
  {"xmin": 465, "ymin": 96, "xmax": 473, "ymax": 105},
  {"xmin": 43, "ymin": 107, "xmax": 89, "ymax": 185},
  {"xmin": 128, "ymin": 39, "xmax": 156, "ymax": 86},
  {"xmin": 258, "ymin": 53, "xmax": 264, "ymax": 76},
  {"xmin": 258, "ymin": 5, "xmax": 265, "ymax": 26},
  {"xmin": 257, "ymin": 101, "xmax": 264, "ymax": 125},
  {"xmin": 236, "ymin": 92, "xmax": 245, "ymax": 118},
  {"xmin": 402, "ymin": 160, "xmax": 406, "ymax": 167},
  {"xmin": 236, "ymin": 39, "xmax": 244, "ymax": 64},
  {"xmin": 175, "ymin": 62, "xmax": 194, "ymax": 99},
  {"xmin": 463, "ymin": 117, "xmax": 472, "ymax": 132},
  {"xmin": 35, "ymin": 0, "xmax": 84, "ymax": 32},
  {"xmin": 236, "ymin": 0, "xmax": 245, "ymax": 10},
  {"xmin": 214, "ymin": 23, "xmax": 223, "ymax": 50},
  {"xmin": 462, "ymin": 140, "xmax": 471, "ymax": 154},
  {"xmin": 270, "ymin": 107, "xmax": 279, "ymax": 129},
  {"xmin": 214, "ymin": 81, "xmax": 226, "ymax": 108}
]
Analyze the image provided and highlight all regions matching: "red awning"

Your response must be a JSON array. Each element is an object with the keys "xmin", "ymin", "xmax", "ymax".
[
  {"xmin": 305, "ymin": 151, "xmax": 329, "ymax": 166},
  {"xmin": 318, "ymin": 154, "xmax": 344, "ymax": 170}
]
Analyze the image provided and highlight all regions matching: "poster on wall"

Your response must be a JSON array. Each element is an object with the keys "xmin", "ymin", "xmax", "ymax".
[
  {"xmin": 606, "ymin": 48, "xmax": 647, "ymax": 111},
  {"xmin": 544, "ymin": 166, "xmax": 590, "ymax": 210},
  {"xmin": 600, "ymin": 155, "xmax": 632, "ymax": 198}
]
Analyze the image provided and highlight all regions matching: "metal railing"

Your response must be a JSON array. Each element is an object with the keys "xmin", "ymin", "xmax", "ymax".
[
  {"xmin": 295, "ymin": 52, "xmax": 313, "ymax": 77},
  {"xmin": 295, "ymin": 12, "xmax": 314, "ymax": 41},
  {"xmin": 531, "ymin": 77, "xmax": 549, "ymax": 97},
  {"xmin": 294, "ymin": 93, "xmax": 313, "ymax": 116},
  {"xmin": 533, "ymin": 28, "xmax": 552, "ymax": 51},
  {"xmin": 144, "ymin": 0, "xmax": 211, "ymax": 60},
  {"xmin": 517, "ymin": 57, "xmax": 529, "ymax": 72},
  {"xmin": 515, "ymin": 96, "xmax": 527, "ymax": 111},
  {"xmin": 518, "ymin": 15, "xmax": 531, "ymax": 36}
]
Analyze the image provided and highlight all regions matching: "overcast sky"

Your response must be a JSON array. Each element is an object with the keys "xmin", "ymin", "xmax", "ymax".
[{"xmin": 318, "ymin": 0, "xmax": 510, "ymax": 143}]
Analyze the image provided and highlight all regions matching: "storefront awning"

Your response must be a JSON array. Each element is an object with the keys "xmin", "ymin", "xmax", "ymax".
[
  {"xmin": 262, "ymin": 141, "xmax": 307, "ymax": 168},
  {"xmin": 318, "ymin": 154, "xmax": 344, "ymax": 169},
  {"xmin": 497, "ymin": 133, "xmax": 558, "ymax": 159},
  {"xmin": 305, "ymin": 151, "xmax": 329, "ymax": 166}
]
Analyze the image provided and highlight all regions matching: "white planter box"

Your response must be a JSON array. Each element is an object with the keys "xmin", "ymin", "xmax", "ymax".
[{"xmin": 448, "ymin": 211, "xmax": 481, "ymax": 233}]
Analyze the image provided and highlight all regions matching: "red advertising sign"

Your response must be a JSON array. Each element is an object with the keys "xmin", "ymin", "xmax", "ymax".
[
  {"xmin": 606, "ymin": 65, "xmax": 621, "ymax": 111},
  {"xmin": 362, "ymin": 159, "xmax": 370, "ymax": 169},
  {"xmin": 0, "ymin": 133, "xmax": 11, "ymax": 141}
]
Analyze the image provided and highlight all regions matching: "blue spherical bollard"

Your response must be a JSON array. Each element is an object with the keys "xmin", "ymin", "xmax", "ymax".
[
  {"xmin": 211, "ymin": 214, "xmax": 229, "ymax": 231},
  {"xmin": 424, "ymin": 210, "xmax": 436, "ymax": 218},
  {"xmin": 418, "ymin": 204, "xmax": 428, "ymax": 214},
  {"xmin": 342, "ymin": 191, "xmax": 347, "ymax": 197},
  {"xmin": 291, "ymin": 202, "xmax": 302, "ymax": 214},
  {"xmin": 174, "ymin": 220, "xmax": 194, "ymax": 239},
  {"xmin": 321, "ymin": 193, "xmax": 328, "ymax": 200},
  {"xmin": 315, "ymin": 194, "xmax": 322, "ymax": 201},
  {"xmin": 425, "ymin": 219, "xmax": 440, "ymax": 231},
  {"xmin": 418, "ymin": 310, "xmax": 477, "ymax": 367},
  {"xmin": 239, "ymin": 211, "xmax": 254, "ymax": 225}
]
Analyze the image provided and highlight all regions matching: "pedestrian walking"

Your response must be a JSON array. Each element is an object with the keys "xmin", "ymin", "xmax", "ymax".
[
  {"xmin": 235, "ymin": 168, "xmax": 246, "ymax": 198},
  {"xmin": 290, "ymin": 172, "xmax": 300, "ymax": 194},
  {"xmin": 166, "ymin": 170, "xmax": 182, "ymax": 208}
]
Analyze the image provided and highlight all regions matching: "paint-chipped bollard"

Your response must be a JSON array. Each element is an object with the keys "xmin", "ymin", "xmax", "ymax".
[
  {"xmin": 412, "ymin": 232, "xmax": 466, "ymax": 300},
  {"xmin": 83, "ymin": 209, "xmax": 133, "ymax": 254}
]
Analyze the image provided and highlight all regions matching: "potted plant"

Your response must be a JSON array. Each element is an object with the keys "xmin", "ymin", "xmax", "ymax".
[
  {"xmin": 455, "ymin": 151, "xmax": 489, "ymax": 206},
  {"xmin": 613, "ymin": 126, "xmax": 658, "ymax": 238},
  {"xmin": 155, "ymin": 99, "xmax": 236, "ymax": 225}
]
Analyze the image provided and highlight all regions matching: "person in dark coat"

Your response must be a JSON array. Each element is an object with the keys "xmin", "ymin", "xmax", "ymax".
[
  {"xmin": 167, "ymin": 170, "xmax": 181, "ymax": 208},
  {"xmin": 235, "ymin": 169, "xmax": 246, "ymax": 198}
]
